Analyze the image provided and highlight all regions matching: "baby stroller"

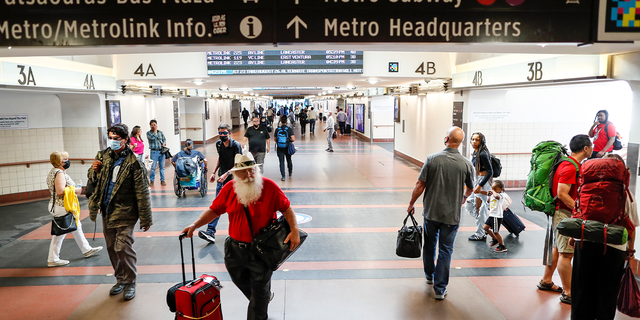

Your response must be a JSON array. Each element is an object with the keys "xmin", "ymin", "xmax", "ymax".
[{"xmin": 173, "ymin": 155, "xmax": 208, "ymax": 198}]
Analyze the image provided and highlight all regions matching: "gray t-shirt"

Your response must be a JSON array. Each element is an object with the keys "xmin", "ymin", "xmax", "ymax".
[{"xmin": 418, "ymin": 147, "xmax": 475, "ymax": 225}]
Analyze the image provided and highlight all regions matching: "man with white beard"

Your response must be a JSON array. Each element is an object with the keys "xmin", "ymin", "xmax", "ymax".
[{"xmin": 182, "ymin": 152, "xmax": 301, "ymax": 320}]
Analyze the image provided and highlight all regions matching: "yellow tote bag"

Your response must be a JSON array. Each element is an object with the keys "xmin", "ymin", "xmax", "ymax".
[{"xmin": 63, "ymin": 186, "xmax": 80, "ymax": 226}]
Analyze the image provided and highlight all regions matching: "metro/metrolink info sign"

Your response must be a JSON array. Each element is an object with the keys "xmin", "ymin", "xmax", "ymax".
[{"xmin": 0, "ymin": 0, "xmax": 593, "ymax": 46}]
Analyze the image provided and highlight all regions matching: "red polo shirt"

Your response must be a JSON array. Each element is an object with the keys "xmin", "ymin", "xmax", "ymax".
[
  {"xmin": 209, "ymin": 177, "xmax": 290, "ymax": 243},
  {"xmin": 551, "ymin": 157, "xmax": 580, "ymax": 212}
]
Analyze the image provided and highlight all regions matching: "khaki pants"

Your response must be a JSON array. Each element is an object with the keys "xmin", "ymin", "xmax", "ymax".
[{"xmin": 103, "ymin": 216, "xmax": 138, "ymax": 284}]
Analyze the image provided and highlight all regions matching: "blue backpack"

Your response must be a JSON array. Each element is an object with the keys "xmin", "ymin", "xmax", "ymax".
[
  {"xmin": 276, "ymin": 127, "xmax": 289, "ymax": 148},
  {"xmin": 175, "ymin": 157, "xmax": 197, "ymax": 178}
]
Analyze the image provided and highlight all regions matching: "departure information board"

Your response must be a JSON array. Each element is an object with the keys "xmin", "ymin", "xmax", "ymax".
[{"xmin": 206, "ymin": 50, "xmax": 363, "ymax": 75}]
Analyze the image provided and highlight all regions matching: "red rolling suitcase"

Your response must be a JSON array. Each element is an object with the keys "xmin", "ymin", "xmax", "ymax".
[{"xmin": 167, "ymin": 233, "xmax": 223, "ymax": 320}]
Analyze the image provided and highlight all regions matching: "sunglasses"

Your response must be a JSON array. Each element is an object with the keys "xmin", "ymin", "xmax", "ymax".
[{"xmin": 218, "ymin": 131, "xmax": 229, "ymax": 135}]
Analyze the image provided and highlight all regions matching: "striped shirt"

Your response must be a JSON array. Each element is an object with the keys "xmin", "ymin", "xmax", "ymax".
[{"xmin": 146, "ymin": 130, "xmax": 166, "ymax": 150}]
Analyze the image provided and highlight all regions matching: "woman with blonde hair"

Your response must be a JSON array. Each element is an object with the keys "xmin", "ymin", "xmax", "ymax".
[{"xmin": 47, "ymin": 151, "xmax": 102, "ymax": 267}]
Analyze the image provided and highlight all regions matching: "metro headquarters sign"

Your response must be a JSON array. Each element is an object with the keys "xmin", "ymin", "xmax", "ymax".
[{"xmin": 0, "ymin": 0, "xmax": 593, "ymax": 47}]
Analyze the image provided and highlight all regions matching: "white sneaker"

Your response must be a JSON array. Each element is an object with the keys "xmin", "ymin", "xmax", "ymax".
[
  {"xmin": 84, "ymin": 246, "xmax": 103, "ymax": 258},
  {"xmin": 48, "ymin": 260, "xmax": 69, "ymax": 267},
  {"xmin": 435, "ymin": 290, "xmax": 448, "ymax": 300}
]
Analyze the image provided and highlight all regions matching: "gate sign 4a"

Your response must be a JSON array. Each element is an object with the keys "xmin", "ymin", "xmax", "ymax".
[{"xmin": 0, "ymin": 0, "xmax": 594, "ymax": 46}]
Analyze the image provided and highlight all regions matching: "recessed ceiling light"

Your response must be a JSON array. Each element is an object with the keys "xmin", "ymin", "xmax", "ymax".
[
  {"xmin": 7, "ymin": 46, "xmax": 11, "ymax": 49},
  {"xmin": 328, "ymin": 90, "xmax": 333, "ymax": 94},
  {"xmin": 192, "ymin": 80, "xmax": 205, "ymax": 86},
  {"xmin": 367, "ymin": 79, "xmax": 379, "ymax": 84},
  {"xmin": 243, "ymin": 91, "xmax": 248, "ymax": 94}
]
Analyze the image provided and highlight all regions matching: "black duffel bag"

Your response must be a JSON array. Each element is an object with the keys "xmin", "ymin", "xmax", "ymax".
[
  {"xmin": 396, "ymin": 210, "xmax": 423, "ymax": 258},
  {"xmin": 243, "ymin": 207, "xmax": 308, "ymax": 271}
]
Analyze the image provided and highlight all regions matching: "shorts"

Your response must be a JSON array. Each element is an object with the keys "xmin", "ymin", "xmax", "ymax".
[
  {"xmin": 553, "ymin": 208, "xmax": 574, "ymax": 254},
  {"xmin": 485, "ymin": 217, "xmax": 502, "ymax": 233}
]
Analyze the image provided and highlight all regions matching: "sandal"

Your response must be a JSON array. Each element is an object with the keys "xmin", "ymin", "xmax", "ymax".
[
  {"xmin": 560, "ymin": 292, "xmax": 572, "ymax": 305},
  {"xmin": 537, "ymin": 280, "xmax": 563, "ymax": 293}
]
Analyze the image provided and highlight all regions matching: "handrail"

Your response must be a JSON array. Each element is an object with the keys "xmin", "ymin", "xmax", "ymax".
[
  {"xmin": 492, "ymin": 152, "xmax": 532, "ymax": 155},
  {"xmin": 0, "ymin": 158, "xmax": 95, "ymax": 168}
]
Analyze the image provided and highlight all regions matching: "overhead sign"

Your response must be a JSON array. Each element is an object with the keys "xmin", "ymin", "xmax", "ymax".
[
  {"xmin": 0, "ymin": 61, "xmax": 117, "ymax": 91},
  {"xmin": 597, "ymin": 0, "xmax": 640, "ymax": 41},
  {"xmin": 363, "ymin": 52, "xmax": 451, "ymax": 78},
  {"xmin": 0, "ymin": 0, "xmax": 593, "ymax": 47},
  {"xmin": 207, "ymin": 50, "xmax": 363, "ymax": 75},
  {"xmin": 452, "ymin": 55, "xmax": 605, "ymax": 89}
]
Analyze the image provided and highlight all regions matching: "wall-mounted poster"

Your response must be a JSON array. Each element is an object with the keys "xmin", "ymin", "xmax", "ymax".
[
  {"xmin": 355, "ymin": 104, "xmax": 365, "ymax": 133},
  {"xmin": 347, "ymin": 103, "xmax": 354, "ymax": 128},
  {"xmin": 205, "ymin": 101, "xmax": 210, "ymax": 120},
  {"xmin": 106, "ymin": 100, "xmax": 121, "ymax": 127},
  {"xmin": 394, "ymin": 97, "xmax": 400, "ymax": 122}
]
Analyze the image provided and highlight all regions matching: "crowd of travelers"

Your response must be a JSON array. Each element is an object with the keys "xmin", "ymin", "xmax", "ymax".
[{"xmin": 44, "ymin": 108, "xmax": 635, "ymax": 319}]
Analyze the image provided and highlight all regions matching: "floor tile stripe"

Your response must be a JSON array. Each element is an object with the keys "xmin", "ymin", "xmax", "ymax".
[{"xmin": 0, "ymin": 258, "xmax": 542, "ymax": 278}]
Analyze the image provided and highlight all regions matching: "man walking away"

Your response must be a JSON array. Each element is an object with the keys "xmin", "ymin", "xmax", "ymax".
[
  {"xmin": 407, "ymin": 127, "xmax": 474, "ymax": 300},
  {"xmin": 182, "ymin": 152, "xmax": 301, "ymax": 320},
  {"xmin": 588, "ymin": 109, "xmax": 617, "ymax": 158},
  {"xmin": 88, "ymin": 124, "xmax": 152, "ymax": 301},
  {"xmin": 336, "ymin": 108, "xmax": 348, "ymax": 135},
  {"xmin": 146, "ymin": 119, "xmax": 166, "ymax": 186},
  {"xmin": 275, "ymin": 115, "xmax": 295, "ymax": 181},
  {"xmin": 538, "ymin": 134, "xmax": 592, "ymax": 305},
  {"xmin": 244, "ymin": 116, "xmax": 270, "ymax": 174},
  {"xmin": 324, "ymin": 112, "xmax": 335, "ymax": 152},
  {"xmin": 198, "ymin": 123, "xmax": 243, "ymax": 244},
  {"xmin": 308, "ymin": 107, "xmax": 317, "ymax": 133}
]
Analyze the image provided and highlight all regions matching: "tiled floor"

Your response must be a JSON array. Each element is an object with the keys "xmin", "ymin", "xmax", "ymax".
[{"xmin": 0, "ymin": 123, "xmax": 634, "ymax": 319}]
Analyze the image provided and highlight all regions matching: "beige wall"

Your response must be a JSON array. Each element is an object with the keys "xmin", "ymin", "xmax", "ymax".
[{"xmin": 394, "ymin": 93, "xmax": 456, "ymax": 163}]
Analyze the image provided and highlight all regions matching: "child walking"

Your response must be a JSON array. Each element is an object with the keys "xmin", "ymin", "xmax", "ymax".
[{"xmin": 483, "ymin": 180, "xmax": 508, "ymax": 253}]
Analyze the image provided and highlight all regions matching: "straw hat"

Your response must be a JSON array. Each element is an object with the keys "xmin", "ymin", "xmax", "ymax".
[{"xmin": 228, "ymin": 151, "xmax": 261, "ymax": 172}]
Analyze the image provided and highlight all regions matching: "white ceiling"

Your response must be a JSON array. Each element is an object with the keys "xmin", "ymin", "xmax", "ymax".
[{"xmin": 3, "ymin": 41, "xmax": 640, "ymax": 96}]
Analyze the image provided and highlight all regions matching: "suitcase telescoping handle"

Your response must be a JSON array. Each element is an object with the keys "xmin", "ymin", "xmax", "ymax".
[{"xmin": 178, "ymin": 232, "xmax": 197, "ymax": 286}]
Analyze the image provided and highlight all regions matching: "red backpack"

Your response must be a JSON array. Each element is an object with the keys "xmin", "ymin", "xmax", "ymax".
[{"xmin": 573, "ymin": 158, "xmax": 631, "ymax": 227}]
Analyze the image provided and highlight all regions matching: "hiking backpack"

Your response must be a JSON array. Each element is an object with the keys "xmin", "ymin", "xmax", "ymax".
[
  {"xmin": 573, "ymin": 158, "xmax": 630, "ymax": 225},
  {"xmin": 523, "ymin": 141, "xmax": 575, "ymax": 216},
  {"xmin": 276, "ymin": 127, "xmax": 289, "ymax": 148}
]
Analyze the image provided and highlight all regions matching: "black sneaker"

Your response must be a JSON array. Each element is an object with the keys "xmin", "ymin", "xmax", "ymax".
[
  {"xmin": 281, "ymin": 176, "xmax": 286, "ymax": 181},
  {"xmin": 198, "ymin": 230, "xmax": 215, "ymax": 244},
  {"xmin": 289, "ymin": 171, "xmax": 293, "ymax": 177},
  {"xmin": 495, "ymin": 245, "xmax": 508, "ymax": 253},
  {"xmin": 490, "ymin": 239, "xmax": 499, "ymax": 247},
  {"xmin": 468, "ymin": 235, "xmax": 486, "ymax": 241}
]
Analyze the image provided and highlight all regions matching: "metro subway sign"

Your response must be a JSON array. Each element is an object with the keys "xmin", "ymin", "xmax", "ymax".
[{"xmin": 0, "ymin": 0, "xmax": 594, "ymax": 47}]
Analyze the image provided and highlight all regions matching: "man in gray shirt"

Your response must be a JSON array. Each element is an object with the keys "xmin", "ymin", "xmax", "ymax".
[{"xmin": 407, "ymin": 126, "xmax": 474, "ymax": 300}]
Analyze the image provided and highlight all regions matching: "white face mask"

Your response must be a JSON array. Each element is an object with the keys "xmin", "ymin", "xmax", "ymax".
[{"xmin": 109, "ymin": 139, "xmax": 122, "ymax": 150}]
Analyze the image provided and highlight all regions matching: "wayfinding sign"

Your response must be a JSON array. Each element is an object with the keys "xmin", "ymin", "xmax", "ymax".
[{"xmin": 0, "ymin": 0, "xmax": 594, "ymax": 47}]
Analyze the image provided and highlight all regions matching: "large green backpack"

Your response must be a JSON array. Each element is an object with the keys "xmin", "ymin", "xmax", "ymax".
[{"xmin": 523, "ymin": 141, "xmax": 576, "ymax": 216}]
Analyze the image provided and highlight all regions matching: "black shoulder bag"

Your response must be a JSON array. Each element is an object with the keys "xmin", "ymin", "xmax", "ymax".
[
  {"xmin": 396, "ymin": 209, "xmax": 423, "ymax": 258},
  {"xmin": 243, "ymin": 206, "xmax": 308, "ymax": 271},
  {"xmin": 50, "ymin": 171, "xmax": 78, "ymax": 236}
]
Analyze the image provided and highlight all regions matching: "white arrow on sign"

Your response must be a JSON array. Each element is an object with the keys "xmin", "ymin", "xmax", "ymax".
[{"xmin": 287, "ymin": 16, "xmax": 307, "ymax": 39}]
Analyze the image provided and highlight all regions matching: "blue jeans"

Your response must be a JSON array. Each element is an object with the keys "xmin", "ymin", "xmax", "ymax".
[
  {"xmin": 277, "ymin": 149, "xmax": 293, "ymax": 177},
  {"xmin": 149, "ymin": 150, "xmax": 165, "ymax": 182},
  {"xmin": 423, "ymin": 219, "xmax": 459, "ymax": 295},
  {"xmin": 338, "ymin": 121, "xmax": 346, "ymax": 134},
  {"xmin": 206, "ymin": 181, "xmax": 225, "ymax": 234},
  {"xmin": 309, "ymin": 119, "xmax": 316, "ymax": 132}
]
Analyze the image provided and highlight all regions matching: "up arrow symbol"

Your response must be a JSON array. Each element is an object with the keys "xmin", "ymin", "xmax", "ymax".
[{"xmin": 287, "ymin": 16, "xmax": 307, "ymax": 39}]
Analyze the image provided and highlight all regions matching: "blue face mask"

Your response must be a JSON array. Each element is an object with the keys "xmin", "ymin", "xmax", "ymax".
[{"xmin": 109, "ymin": 139, "xmax": 122, "ymax": 150}]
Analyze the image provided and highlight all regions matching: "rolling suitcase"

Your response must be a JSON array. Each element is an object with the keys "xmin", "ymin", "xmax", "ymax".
[
  {"xmin": 344, "ymin": 124, "xmax": 351, "ymax": 135},
  {"xmin": 167, "ymin": 233, "xmax": 223, "ymax": 320},
  {"xmin": 502, "ymin": 208, "xmax": 525, "ymax": 236}
]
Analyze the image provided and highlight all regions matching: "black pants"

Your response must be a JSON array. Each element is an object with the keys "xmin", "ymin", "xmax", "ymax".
[
  {"xmin": 277, "ymin": 148, "xmax": 292, "ymax": 177},
  {"xmin": 338, "ymin": 121, "xmax": 346, "ymax": 134},
  {"xmin": 224, "ymin": 237, "xmax": 273, "ymax": 320},
  {"xmin": 571, "ymin": 241, "xmax": 626, "ymax": 320},
  {"xmin": 300, "ymin": 121, "xmax": 307, "ymax": 135}
]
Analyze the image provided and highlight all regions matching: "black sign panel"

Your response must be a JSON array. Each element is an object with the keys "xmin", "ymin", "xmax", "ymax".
[
  {"xmin": 0, "ymin": 0, "xmax": 593, "ymax": 47},
  {"xmin": 206, "ymin": 50, "xmax": 363, "ymax": 75},
  {"xmin": 452, "ymin": 101, "xmax": 463, "ymax": 128}
]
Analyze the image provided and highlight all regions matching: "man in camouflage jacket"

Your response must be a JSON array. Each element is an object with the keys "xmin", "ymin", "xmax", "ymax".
[{"xmin": 87, "ymin": 124, "xmax": 152, "ymax": 301}]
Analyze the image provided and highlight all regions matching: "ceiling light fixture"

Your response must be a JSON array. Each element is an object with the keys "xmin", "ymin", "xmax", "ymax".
[
  {"xmin": 243, "ymin": 91, "xmax": 248, "ymax": 94},
  {"xmin": 192, "ymin": 80, "xmax": 205, "ymax": 86},
  {"xmin": 219, "ymin": 87, "xmax": 229, "ymax": 91},
  {"xmin": 346, "ymin": 85, "xmax": 356, "ymax": 90},
  {"xmin": 328, "ymin": 90, "xmax": 333, "ymax": 94},
  {"xmin": 367, "ymin": 79, "xmax": 379, "ymax": 84}
]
